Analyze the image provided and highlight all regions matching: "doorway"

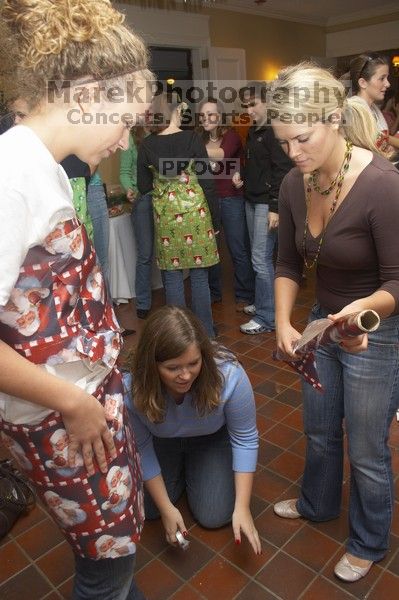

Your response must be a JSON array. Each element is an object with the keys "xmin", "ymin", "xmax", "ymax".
[{"xmin": 150, "ymin": 46, "xmax": 193, "ymax": 101}]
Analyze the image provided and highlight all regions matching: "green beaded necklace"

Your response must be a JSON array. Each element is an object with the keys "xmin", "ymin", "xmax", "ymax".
[
  {"xmin": 302, "ymin": 140, "xmax": 353, "ymax": 269},
  {"xmin": 310, "ymin": 139, "xmax": 352, "ymax": 196}
]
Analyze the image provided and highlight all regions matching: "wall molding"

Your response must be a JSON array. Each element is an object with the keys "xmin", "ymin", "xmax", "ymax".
[
  {"xmin": 116, "ymin": 2, "xmax": 211, "ymax": 47},
  {"xmin": 326, "ymin": 19, "xmax": 399, "ymax": 57},
  {"xmin": 327, "ymin": 2, "xmax": 399, "ymax": 26}
]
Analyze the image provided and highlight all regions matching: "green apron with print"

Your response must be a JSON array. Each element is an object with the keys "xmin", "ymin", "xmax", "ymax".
[
  {"xmin": 151, "ymin": 162, "xmax": 219, "ymax": 271},
  {"xmin": 70, "ymin": 177, "xmax": 94, "ymax": 242}
]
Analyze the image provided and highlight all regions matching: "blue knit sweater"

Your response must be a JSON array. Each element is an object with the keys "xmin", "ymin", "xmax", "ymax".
[{"xmin": 125, "ymin": 360, "xmax": 258, "ymax": 481}]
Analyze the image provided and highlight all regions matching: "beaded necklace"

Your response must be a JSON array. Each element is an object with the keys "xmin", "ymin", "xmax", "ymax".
[
  {"xmin": 302, "ymin": 140, "xmax": 353, "ymax": 269},
  {"xmin": 310, "ymin": 141, "xmax": 350, "ymax": 195}
]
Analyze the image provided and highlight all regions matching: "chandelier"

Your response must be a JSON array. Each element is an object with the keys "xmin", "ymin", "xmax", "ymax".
[{"xmin": 183, "ymin": 0, "xmax": 217, "ymax": 4}]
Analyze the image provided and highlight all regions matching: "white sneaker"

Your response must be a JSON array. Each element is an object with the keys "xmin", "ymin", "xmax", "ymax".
[
  {"xmin": 243, "ymin": 304, "xmax": 256, "ymax": 316},
  {"xmin": 240, "ymin": 319, "xmax": 271, "ymax": 335}
]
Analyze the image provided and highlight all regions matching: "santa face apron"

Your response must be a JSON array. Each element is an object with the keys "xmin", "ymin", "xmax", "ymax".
[{"xmin": 0, "ymin": 219, "xmax": 144, "ymax": 559}]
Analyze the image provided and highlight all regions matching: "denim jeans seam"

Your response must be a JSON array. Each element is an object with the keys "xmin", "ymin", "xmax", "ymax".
[
  {"xmin": 317, "ymin": 378, "xmax": 343, "ymax": 520},
  {"xmin": 299, "ymin": 346, "xmax": 343, "ymax": 522},
  {"xmin": 310, "ymin": 380, "xmax": 342, "ymax": 521},
  {"xmin": 374, "ymin": 351, "xmax": 399, "ymax": 550},
  {"xmin": 346, "ymin": 339, "xmax": 399, "ymax": 560}
]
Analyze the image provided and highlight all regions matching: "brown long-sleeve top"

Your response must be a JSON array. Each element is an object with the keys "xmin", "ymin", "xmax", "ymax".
[{"xmin": 276, "ymin": 153, "xmax": 399, "ymax": 314}]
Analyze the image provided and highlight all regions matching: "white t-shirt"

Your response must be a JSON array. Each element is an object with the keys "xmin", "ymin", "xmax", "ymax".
[
  {"xmin": 0, "ymin": 126, "xmax": 75, "ymax": 305},
  {"xmin": 0, "ymin": 126, "xmax": 109, "ymax": 424}
]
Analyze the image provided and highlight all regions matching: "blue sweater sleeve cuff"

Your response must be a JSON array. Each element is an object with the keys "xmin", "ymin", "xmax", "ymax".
[{"xmin": 232, "ymin": 448, "xmax": 258, "ymax": 473}]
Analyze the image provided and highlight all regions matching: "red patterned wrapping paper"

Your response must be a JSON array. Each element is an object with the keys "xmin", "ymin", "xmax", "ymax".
[{"xmin": 274, "ymin": 310, "xmax": 380, "ymax": 392}]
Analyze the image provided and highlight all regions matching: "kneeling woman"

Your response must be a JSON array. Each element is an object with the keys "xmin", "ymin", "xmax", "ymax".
[{"xmin": 126, "ymin": 305, "xmax": 261, "ymax": 554}]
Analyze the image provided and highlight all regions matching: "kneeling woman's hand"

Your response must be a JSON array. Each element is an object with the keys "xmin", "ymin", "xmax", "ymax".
[
  {"xmin": 232, "ymin": 506, "xmax": 262, "ymax": 555},
  {"xmin": 161, "ymin": 504, "xmax": 188, "ymax": 546}
]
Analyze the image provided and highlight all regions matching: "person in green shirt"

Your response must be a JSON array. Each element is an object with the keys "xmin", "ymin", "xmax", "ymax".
[
  {"xmin": 70, "ymin": 177, "xmax": 94, "ymax": 241},
  {"xmin": 120, "ymin": 129, "xmax": 154, "ymax": 320}
]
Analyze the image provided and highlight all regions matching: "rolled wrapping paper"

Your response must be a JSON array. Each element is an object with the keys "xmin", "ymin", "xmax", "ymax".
[
  {"xmin": 175, "ymin": 530, "xmax": 190, "ymax": 551},
  {"xmin": 293, "ymin": 310, "xmax": 380, "ymax": 354},
  {"xmin": 353, "ymin": 309, "xmax": 380, "ymax": 331},
  {"xmin": 274, "ymin": 310, "xmax": 381, "ymax": 392}
]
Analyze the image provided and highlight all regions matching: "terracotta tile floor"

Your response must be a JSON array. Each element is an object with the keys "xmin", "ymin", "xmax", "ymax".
[{"xmin": 1, "ymin": 264, "xmax": 399, "ymax": 599}]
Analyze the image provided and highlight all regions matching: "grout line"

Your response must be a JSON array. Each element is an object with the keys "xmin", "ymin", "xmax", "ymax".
[
  {"xmin": 8, "ymin": 511, "xmax": 48, "ymax": 542},
  {"xmin": 297, "ymin": 573, "xmax": 356, "ymax": 600},
  {"xmin": 14, "ymin": 536, "xmax": 69, "ymax": 593}
]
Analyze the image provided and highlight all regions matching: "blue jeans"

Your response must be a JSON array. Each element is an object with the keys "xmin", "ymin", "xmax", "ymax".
[
  {"xmin": 162, "ymin": 267, "xmax": 215, "ymax": 337},
  {"xmin": 131, "ymin": 193, "xmax": 154, "ymax": 311},
  {"xmin": 74, "ymin": 553, "xmax": 145, "ymax": 600},
  {"xmin": 208, "ymin": 196, "xmax": 254, "ymax": 303},
  {"xmin": 297, "ymin": 303, "xmax": 399, "ymax": 561},
  {"xmin": 87, "ymin": 184, "xmax": 110, "ymax": 289},
  {"xmin": 245, "ymin": 202, "xmax": 277, "ymax": 329},
  {"xmin": 144, "ymin": 426, "xmax": 235, "ymax": 528}
]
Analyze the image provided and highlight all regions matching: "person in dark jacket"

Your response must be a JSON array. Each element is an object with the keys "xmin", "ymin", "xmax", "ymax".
[{"xmin": 234, "ymin": 82, "xmax": 293, "ymax": 334}]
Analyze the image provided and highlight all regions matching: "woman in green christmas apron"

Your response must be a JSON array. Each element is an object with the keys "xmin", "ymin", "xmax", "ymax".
[{"xmin": 137, "ymin": 93, "xmax": 220, "ymax": 337}]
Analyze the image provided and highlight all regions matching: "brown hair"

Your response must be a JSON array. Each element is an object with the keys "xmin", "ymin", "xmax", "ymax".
[
  {"xmin": 381, "ymin": 87, "xmax": 399, "ymax": 112},
  {"xmin": 131, "ymin": 305, "xmax": 234, "ymax": 423},
  {"xmin": 349, "ymin": 53, "xmax": 389, "ymax": 95},
  {"xmin": 147, "ymin": 91, "xmax": 187, "ymax": 134},
  {"xmin": 197, "ymin": 97, "xmax": 229, "ymax": 143},
  {"xmin": 131, "ymin": 125, "xmax": 148, "ymax": 147},
  {"xmin": 0, "ymin": 0, "xmax": 152, "ymax": 108}
]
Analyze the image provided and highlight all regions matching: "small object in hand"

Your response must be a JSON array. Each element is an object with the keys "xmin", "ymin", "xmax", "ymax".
[{"xmin": 175, "ymin": 530, "xmax": 190, "ymax": 551}]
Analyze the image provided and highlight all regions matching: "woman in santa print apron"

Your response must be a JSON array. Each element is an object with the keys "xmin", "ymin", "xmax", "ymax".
[{"xmin": 0, "ymin": 1, "xmax": 152, "ymax": 598}]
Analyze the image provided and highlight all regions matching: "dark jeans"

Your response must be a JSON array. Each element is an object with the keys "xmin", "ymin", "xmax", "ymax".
[
  {"xmin": 298, "ymin": 303, "xmax": 399, "ymax": 561},
  {"xmin": 162, "ymin": 267, "xmax": 215, "ymax": 338},
  {"xmin": 145, "ymin": 426, "xmax": 235, "ymax": 528},
  {"xmin": 131, "ymin": 193, "xmax": 154, "ymax": 311},
  {"xmin": 74, "ymin": 553, "xmax": 146, "ymax": 600},
  {"xmin": 245, "ymin": 202, "xmax": 277, "ymax": 329},
  {"xmin": 87, "ymin": 183, "xmax": 110, "ymax": 290},
  {"xmin": 208, "ymin": 196, "xmax": 254, "ymax": 303}
]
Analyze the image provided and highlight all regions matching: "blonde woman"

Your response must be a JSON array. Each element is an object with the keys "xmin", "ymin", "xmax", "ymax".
[
  {"xmin": 0, "ymin": 1, "xmax": 152, "ymax": 598},
  {"xmin": 270, "ymin": 63, "xmax": 399, "ymax": 583}
]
